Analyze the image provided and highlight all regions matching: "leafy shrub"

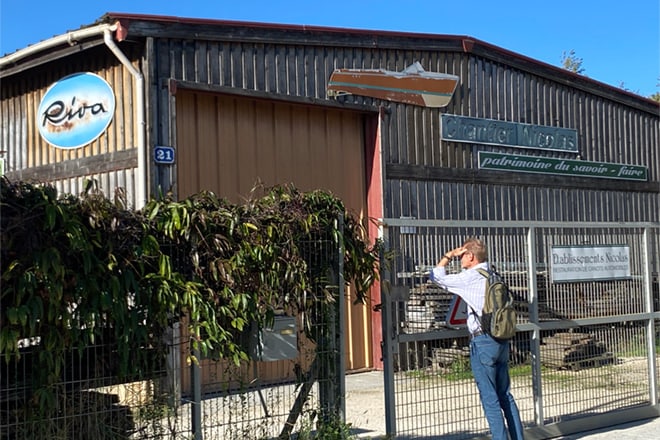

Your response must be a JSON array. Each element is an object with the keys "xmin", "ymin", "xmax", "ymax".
[{"xmin": 0, "ymin": 178, "xmax": 380, "ymax": 413}]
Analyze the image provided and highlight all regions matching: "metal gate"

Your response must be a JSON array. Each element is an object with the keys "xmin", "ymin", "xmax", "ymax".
[{"xmin": 380, "ymin": 219, "xmax": 660, "ymax": 439}]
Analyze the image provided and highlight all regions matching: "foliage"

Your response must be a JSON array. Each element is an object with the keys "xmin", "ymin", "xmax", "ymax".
[
  {"xmin": 0, "ymin": 178, "xmax": 160, "ymax": 406},
  {"xmin": 443, "ymin": 356, "xmax": 473, "ymax": 381},
  {"xmin": 297, "ymin": 413, "xmax": 357, "ymax": 440},
  {"xmin": 0, "ymin": 177, "xmax": 380, "ymax": 412},
  {"xmin": 561, "ymin": 49, "xmax": 585, "ymax": 74},
  {"xmin": 561, "ymin": 54, "xmax": 659, "ymax": 101},
  {"xmin": 651, "ymin": 78, "xmax": 660, "ymax": 102}
]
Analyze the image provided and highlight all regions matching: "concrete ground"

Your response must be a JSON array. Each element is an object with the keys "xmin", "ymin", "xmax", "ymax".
[{"xmin": 344, "ymin": 370, "xmax": 660, "ymax": 440}]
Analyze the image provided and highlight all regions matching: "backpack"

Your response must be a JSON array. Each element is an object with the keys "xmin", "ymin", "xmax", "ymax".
[{"xmin": 476, "ymin": 267, "xmax": 517, "ymax": 341}]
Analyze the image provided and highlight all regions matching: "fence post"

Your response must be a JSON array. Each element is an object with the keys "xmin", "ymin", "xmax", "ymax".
[
  {"xmin": 191, "ymin": 348, "xmax": 202, "ymax": 440},
  {"xmin": 338, "ymin": 213, "xmax": 346, "ymax": 421},
  {"xmin": 642, "ymin": 227, "xmax": 658, "ymax": 405},
  {"xmin": 380, "ymin": 224, "xmax": 397, "ymax": 436},
  {"xmin": 527, "ymin": 226, "xmax": 544, "ymax": 426},
  {"xmin": 165, "ymin": 321, "xmax": 182, "ymax": 407}
]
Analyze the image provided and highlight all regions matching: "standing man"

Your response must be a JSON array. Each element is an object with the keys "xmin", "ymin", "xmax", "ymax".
[{"xmin": 430, "ymin": 237, "xmax": 524, "ymax": 440}]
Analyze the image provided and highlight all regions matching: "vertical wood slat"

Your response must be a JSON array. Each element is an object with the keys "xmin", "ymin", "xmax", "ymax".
[
  {"xmin": 3, "ymin": 27, "xmax": 656, "ymax": 197},
  {"xmin": 2, "ymin": 49, "xmax": 140, "ymax": 206}
]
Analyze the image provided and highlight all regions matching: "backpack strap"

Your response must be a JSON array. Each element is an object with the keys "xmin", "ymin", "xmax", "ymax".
[
  {"xmin": 470, "ymin": 268, "xmax": 490, "ymax": 330},
  {"xmin": 470, "ymin": 268, "xmax": 490, "ymax": 331}
]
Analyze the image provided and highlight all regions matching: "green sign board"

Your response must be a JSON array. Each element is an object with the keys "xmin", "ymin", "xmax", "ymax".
[
  {"xmin": 441, "ymin": 114, "xmax": 578, "ymax": 153},
  {"xmin": 478, "ymin": 152, "xmax": 648, "ymax": 181}
]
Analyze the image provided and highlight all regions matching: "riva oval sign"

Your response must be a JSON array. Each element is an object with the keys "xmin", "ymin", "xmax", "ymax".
[{"xmin": 37, "ymin": 72, "xmax": 116, "ymax": 149}]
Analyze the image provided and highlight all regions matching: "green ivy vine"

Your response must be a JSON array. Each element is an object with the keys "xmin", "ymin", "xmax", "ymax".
[{"xmin": 0, "ymin": 177, "xmax": 380, "ymax": 411}]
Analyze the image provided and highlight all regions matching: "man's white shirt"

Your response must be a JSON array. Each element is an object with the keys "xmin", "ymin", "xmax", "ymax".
[{"xmin": 430, "ymin": 262, "xmax": 489, "ymax": 335}]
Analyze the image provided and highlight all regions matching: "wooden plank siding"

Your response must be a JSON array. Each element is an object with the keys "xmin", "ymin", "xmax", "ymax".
[
  {"xmin": 382, "ymin": 57, "xmax": 659, "ymax": 220},
  {"xmin": 1, "ymin": 47, "xmax": 141, "ymax": 204},
  {"xmin": 3, "ymin": 22, "xmax": 656, "ymax": 219}
]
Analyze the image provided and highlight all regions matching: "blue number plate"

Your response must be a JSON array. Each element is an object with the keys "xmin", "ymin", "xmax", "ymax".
[{"xmin": 154, "ymin": 146, "xmax": 175, "ymax": 164}]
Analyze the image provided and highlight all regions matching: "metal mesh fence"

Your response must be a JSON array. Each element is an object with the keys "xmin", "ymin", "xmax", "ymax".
[
  {"xmin": 381, "ymin": 220, "xmax": 659, "ymax": 439},
  {"xmin": 0, "ymin": 337, "xmax": 175, "ymax": 439},
  {"xmin": 389, "ymin": 333, "xmax": 535, "ymax": 438},
  {"xmin": 186, "ymin": 222, "xmax": 345, "ymax": 439},
  {"xmin": 1, "ymin": 220, "xmax": 345, "ymax": 440},
  {"xmin": 538, "ymin": 323, "xmax": 650, "ymax": 422}
]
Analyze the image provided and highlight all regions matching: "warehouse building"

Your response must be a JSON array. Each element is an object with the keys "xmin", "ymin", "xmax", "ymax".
[{"xmin": 1, "ymin": 13, "xmax": 658, "ymax": 383}]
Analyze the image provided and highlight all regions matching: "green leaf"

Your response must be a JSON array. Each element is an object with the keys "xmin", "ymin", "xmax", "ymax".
[
  {"xmin": 45, "ymin": 204, "xmax": 56, "ymax": 229},
  {"xmin": 147, "ymin": 203, "xmax": 160, "ymax": 220},
  {"xmin": 18, "ymin": 305, "xmax": 29, "ymax": 327},
  {"xmin": 6, "ymin": 307, "xmax": 18, "ymax": 325}
]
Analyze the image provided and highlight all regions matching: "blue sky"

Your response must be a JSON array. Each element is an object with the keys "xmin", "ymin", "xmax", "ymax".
[{"xmin": 1, "ymin": 1, "xmax": 658, "ymax": 97}]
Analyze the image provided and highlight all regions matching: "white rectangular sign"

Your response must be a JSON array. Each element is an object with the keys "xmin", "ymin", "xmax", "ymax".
[{"xmin": 550, "ymin": 245, "xmax": 631, "ymax": 283}]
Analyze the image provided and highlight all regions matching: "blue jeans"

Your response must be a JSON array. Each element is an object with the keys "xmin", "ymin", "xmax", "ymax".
[{"xmin": 470, "ymin": 334, "xmax": 525, "ymax": 440}]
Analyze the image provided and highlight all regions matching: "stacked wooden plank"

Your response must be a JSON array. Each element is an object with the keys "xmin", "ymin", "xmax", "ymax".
[
  {"xmin": 405, "ymin": 283, "xmax": 453, "ymax": 333},
  {"xmin": 430, "ymin": 347, "xmax": 470, "ymax": 372},
  {"xmin": 540, "ymin": 332, "xmax": 614, "ymax": 370}
]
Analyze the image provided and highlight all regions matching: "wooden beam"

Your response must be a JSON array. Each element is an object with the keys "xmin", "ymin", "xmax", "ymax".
[
  {"xmin": 4, "ymin": 149, "xmax": 137, "ymax": 182},
  {"xmin": 386, "ymin": 163, "xmax": 660, "ymax": 193}
]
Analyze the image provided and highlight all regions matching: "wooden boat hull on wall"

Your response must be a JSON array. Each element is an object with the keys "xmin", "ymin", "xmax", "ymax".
[{"xmin": 327, "ymin": 62, "xmax": 459, "ymax": 108}]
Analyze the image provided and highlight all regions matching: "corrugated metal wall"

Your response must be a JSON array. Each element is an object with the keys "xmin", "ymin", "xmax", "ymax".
[
  {"xmin": 149, "ymin": 38, "xmax": 394, "ymax": 373},
  {"xmin": 174, "ymin": 89, "xmax": 373, "ymax": 374},
  {"xmin": 175, "ymin": 91, "xmax": 368, "ymax": 206}
]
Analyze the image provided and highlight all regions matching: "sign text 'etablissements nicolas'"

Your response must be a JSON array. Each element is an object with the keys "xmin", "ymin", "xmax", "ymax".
[
  {"xmin": 441, "ymin": 114, "xmax": 578, "ymax": 153},
  {"xmin": 550, "ymin": 245, "xmax": 631, "ymax": 283},
  {"xmin": 478, "ymin": 152, "xmax": 648, "ymax": 181}
]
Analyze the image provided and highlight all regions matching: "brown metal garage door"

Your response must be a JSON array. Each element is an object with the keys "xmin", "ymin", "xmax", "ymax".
[{"xmin": 175, "ymin": 90, "xmax": 373, "ymax": 385}]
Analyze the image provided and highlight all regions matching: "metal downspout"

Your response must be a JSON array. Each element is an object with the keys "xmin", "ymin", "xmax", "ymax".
[{"xmin": 103, "ymin": 29, "xmax": 147, "ymax": 209}]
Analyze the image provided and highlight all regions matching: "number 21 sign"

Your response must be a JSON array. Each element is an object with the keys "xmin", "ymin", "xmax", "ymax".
[{"xmin": 154, "ymin": 146, "xmax": 175, "ymax": 164}]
